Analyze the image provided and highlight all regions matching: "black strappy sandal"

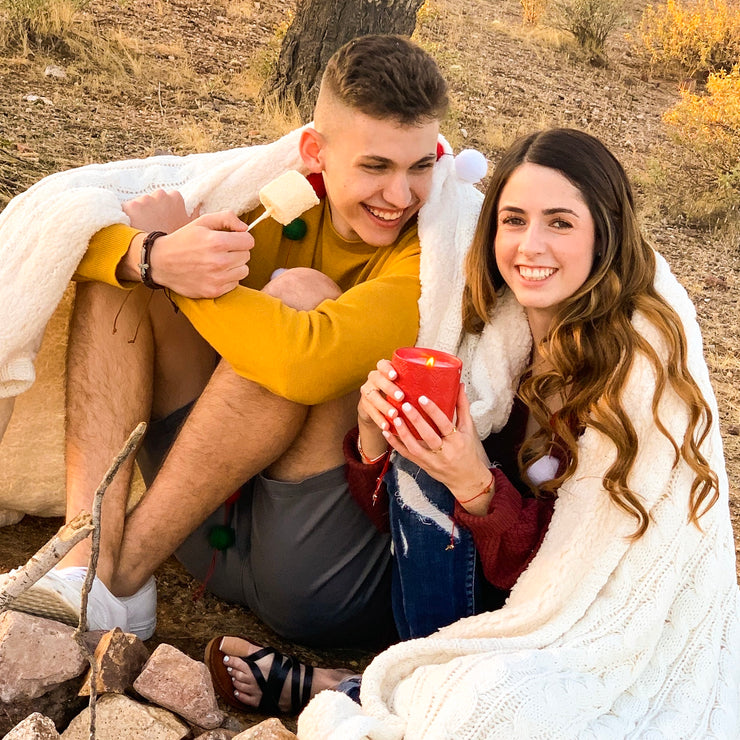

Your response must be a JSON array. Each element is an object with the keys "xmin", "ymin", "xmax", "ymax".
[{"xmin": 205, "ymin": 636, "xmax": 313, "ymax": 715}]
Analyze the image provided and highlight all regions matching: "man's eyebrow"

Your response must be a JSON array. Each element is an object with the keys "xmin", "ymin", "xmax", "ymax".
[{"xmin": 359, "ymin": 153, "xmax": 437, "ymax": 166}]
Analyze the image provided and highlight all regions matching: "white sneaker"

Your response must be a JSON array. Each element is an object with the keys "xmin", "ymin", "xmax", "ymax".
[{"xmin": 1, "ymin": 568, "xmax": 157, "ymax": 640}]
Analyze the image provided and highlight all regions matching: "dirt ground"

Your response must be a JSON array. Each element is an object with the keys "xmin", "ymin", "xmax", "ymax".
[{"xmin": 0, "ymin": 0, "xmax": 738, "ymax": 730}]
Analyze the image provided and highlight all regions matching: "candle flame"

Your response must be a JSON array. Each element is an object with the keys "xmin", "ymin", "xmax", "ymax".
[{"xmin": 425, "ymin": 356, "xmax": 435, "ymax": 368}]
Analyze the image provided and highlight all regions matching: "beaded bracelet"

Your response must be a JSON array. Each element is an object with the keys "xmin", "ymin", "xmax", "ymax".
[{"xmin": 139, "ymin": 231, "xmax": 168, "ymax": 290}]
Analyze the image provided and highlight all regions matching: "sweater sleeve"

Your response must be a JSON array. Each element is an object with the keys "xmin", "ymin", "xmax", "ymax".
[
  {"xmin": 454, "ymin": 468, "xmax": 554, "ymax": 590},
  {"xmin": 171, "ymin": 246, "xmax": 421, "ymax": 405},
  {"xmin": 343, "ymin": 427, "xmax": 390, "ymax": 533},
  {"xmin": 73, "ymin": 223, "xmax": 141, "ymax": 286}
]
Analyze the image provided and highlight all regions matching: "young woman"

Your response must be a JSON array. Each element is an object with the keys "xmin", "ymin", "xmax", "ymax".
[{"xmin": 210, "ymin": 130, "xmax": 740, "ymax": 737}]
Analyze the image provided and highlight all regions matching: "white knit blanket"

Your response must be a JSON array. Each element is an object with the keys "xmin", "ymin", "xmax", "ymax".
[
  {"xmin": 298, "ymin": 255, "xmax": 740, "ymax": 737},
  {"xmin": 0, "ymin": 126, "xmax": 485, "ymax": 504}
]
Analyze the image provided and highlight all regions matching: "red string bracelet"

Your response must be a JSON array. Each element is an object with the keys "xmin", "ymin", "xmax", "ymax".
[{"xmin": 458, "ymin": 470, "xmax": 495, "ymax": 504}]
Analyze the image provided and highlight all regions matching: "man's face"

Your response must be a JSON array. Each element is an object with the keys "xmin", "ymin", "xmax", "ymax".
[{"xmin": 311, "ymin": 106, "xmax": 439, "ymax": 247}]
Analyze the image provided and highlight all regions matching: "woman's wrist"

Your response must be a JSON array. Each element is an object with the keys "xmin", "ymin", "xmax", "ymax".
[
  {"xmin": 357, "ymin": 429, "xmax": 388, "ymax": 464},
  {"xmin": 453, "ymin": 468, "xmax": 496, "ymax": 516}
]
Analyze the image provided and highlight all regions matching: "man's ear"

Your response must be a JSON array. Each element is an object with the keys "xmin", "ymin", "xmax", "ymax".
[{"xmin": 299, "ymin": 128, "xmax": 325, "ymax": 173}]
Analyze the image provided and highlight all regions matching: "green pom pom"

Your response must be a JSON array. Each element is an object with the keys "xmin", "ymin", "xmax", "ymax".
[
  {"xmin": 282, "ymin": 218, "xmax": 308, "ymax": 240},
  {"xmin": 208, "ymin": 524, "xmax": 236, "ymax": 551}
]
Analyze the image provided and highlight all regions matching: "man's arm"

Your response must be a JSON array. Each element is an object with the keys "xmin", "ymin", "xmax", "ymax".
[
  {"xmin": 74, "ymin": 190, "xmax": 254, "ymax": 299},
  {"xmin": 173, "ymin": 246, "xmax": 421, "ymax": 406}
]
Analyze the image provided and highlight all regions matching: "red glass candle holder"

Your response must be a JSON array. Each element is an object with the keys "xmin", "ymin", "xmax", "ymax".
[{"xmin": 388, "ymin": 347, "xmax": 463, "ymax": 438}]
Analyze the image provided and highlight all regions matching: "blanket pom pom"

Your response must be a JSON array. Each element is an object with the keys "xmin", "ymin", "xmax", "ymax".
[{"xmin": 455, "ymin": 149, "xmax": 488, "ymax": 183}]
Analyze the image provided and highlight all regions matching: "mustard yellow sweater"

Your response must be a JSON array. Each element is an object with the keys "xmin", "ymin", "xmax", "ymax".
[{"xmin": 75, "ymin": 200, "xmax": 421, "ymax": 404}]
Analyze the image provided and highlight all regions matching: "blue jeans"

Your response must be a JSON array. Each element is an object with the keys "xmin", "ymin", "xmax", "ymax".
[{"xmin": 386, "ymin": 456, "xmax": 480, "ymax": 639}]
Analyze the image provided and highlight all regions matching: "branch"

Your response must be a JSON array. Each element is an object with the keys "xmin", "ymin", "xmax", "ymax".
[
  {"xmin": 74, "ymin": 421, "xmax": 147, "ymax": 740},
  {"xmin": 0, "ymin": 512, "xmax": 94, "ymax": 611}
]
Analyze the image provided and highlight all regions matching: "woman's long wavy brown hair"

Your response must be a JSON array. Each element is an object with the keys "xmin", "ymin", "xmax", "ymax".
[{"xmin": 462, "ymin": 129, "xmax": 718, "ymax": 536}]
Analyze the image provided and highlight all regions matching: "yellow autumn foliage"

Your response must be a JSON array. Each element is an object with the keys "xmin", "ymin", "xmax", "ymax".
[
  {"xmin": 664, "ymin": 66, "xmax": 740, "ymax": 192},
  {"xmin": 632, "ymin": 0, "xmax": 740, "ymax": 77}
]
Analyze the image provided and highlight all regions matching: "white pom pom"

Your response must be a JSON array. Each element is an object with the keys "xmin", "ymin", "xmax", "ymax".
[
  {"xmin": 270, "ymin": 268, "xmax": 287, "ymax": 280},
  {"xmin": 454, "ymin": 149, "xmax": 488, "ymax": 183}
]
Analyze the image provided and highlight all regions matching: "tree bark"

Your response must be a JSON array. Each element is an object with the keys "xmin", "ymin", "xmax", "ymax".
[{"xmin": 262, "ymin": 0, "xmax": 425, "ymax": 121}]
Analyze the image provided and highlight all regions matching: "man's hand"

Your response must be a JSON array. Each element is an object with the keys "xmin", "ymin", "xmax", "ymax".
[
  {"xmin": 118, "ymin": 191, "xmax": 254, "ymax": 299},
  {"xmin": 123, "ymin": 189, "xmax": 198, "ymax": 234}
]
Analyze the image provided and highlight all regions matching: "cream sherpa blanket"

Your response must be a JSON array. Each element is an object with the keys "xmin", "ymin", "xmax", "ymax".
[
  {"xmin": 0, "ymin": 126, "xmax": 486, "ymax": 521},
  {"xmin": 297, "ymin": 252, "xmax": 740, "ymax": 735}
]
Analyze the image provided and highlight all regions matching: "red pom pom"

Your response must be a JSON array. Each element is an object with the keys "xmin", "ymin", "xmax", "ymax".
[
  {"xmin": 307, "ymin": 172, "xmax": 326, "ymax": 199},
  {"xmin": 436, "ymin": 141, "xmax": 445, "ymax": 161}
]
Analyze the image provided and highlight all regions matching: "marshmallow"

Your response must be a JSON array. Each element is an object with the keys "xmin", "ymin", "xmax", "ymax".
[{"xmin": 258, "ymin": 170, "xmax": 320, "ymax": 225}]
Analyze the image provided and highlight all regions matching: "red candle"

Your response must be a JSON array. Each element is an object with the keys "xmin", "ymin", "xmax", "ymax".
[{"xmin": 389, "ymin": 347, "xmax": 463, "ymax": 438}]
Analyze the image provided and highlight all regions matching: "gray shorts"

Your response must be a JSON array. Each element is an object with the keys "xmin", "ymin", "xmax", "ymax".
[{"xmin": 137, "ymin": 403, "xmax": 393, "ymax": 647}]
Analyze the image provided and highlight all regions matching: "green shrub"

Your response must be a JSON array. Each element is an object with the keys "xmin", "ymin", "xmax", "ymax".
[{"xmin": 553, "ymin": 0, "xmax": 622, "ymax": 60}]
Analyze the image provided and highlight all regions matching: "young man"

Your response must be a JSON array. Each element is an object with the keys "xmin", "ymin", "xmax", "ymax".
[{"xmin": 7, "ymin": 35, "xmax": 448, "ymax": 651}]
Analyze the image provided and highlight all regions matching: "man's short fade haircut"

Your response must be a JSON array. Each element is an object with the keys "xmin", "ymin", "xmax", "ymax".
[{"xmin": 321, "ymin": 34, "xmax": 448, "ymax": 125}]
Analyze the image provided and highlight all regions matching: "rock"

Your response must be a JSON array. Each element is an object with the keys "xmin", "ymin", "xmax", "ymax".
[
  {"xmin": 44, "ymin": 65, "xmax": 67, "ymax": 79},
  {"xmin": 22, "ymin": 95, "xmax": 54, "ymax": 106},
  {"xmin": 0, "ymin": 611, "xmax": 87, "ymax": 702},
  {"xmin": 79, "ymin": 627, "xmax": 149, "ymax": 696},
  {"xmin": 0, "ymin": 612, "xmax": 88, "ymax": 734},
  {"xmin": 232, "ymin": 719, "xmax": 298, "ymax": 739},
  {"xmin": 133, "ymin": 643, "xmax": 224, "ymax": 729},
  {"xmin": 194, "ymin": 730, "xmax": 238, "ymax": 740},
  {"xmin": 61, "ymin": 694, "xmax": 189, "ymax": 739},
  {"xmin": 3, "ymin": 712, "xmax": 60, "ymax": 739}
]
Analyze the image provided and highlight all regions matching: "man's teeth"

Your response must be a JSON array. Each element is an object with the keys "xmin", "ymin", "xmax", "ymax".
[
  {"xmin": 518, "ymin": 266, "xmax": 556, "ymax": 280},
  {"xmin": 367, "ymin": 206, "xmax": 403, "ymax": 221}
]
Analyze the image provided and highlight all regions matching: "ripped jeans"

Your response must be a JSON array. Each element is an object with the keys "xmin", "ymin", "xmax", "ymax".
[{"xmin": 386, "ymin": 455, "xmax": 480, "ymax": 640}]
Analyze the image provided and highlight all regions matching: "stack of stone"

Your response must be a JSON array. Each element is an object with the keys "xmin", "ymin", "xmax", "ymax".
[{"xmin": 0, "ymin": 611, "xmax": 297, "ymax": 739}]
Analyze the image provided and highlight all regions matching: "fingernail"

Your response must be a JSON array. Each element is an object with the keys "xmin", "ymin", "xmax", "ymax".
[
  {"xmin": 419, "ymin": 395, "xmax": 429, "ymax": 405},
  {"xmin": 381, "ymin": 421, "xmax": 389, "ymax": 431},
  {"xmin": 382, "ymin": 430, "xmax": 391, "ymax": 439},
  {"xmin": 234, "ymin": 690, "xmax": 240, "ymax": 698},
  {"xmin": 394, "ymin": 390, "xmax": 404, "ymax": 401},
  {"xmin": 223, "ymin": 656, "xmax": 229, "ymax": 664},
  {"xmin": 387, "ymin": 408, "xmax": 397, "ymax": 419},
  {"xmin": 388, "ymin": 369, "xmax": 398, "ymax": 380},
  {"xmin": 394, "ymin": 417, "xmax": 403, "ymax": 428},
  {"xmin": 402, "ymin": 402, "xmax": 412, "ymax": 413},
  {"xmin": 227, "ymin": 666, "xmax": 233, "ymax": 673}
]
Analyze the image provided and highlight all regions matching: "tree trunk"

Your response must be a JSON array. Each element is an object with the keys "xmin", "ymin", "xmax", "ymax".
[{"xmin": 262, "ymin": 0, "xmax": 425, "ymax": 122}]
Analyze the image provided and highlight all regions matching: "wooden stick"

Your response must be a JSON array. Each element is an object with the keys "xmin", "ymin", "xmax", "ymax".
[
  {"xmin": 0, "ymin": 511, "xmax": 94, "ymax": 611},
  {"xmin": 74, "ymin": 420, "xmax": 147, "ymax": 740},
  {"xmin": 246, "ymin": 207, "xmax": 273, "ymax": 231}
]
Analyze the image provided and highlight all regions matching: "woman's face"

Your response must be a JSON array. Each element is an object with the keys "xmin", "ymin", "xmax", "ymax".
[{"xmin": 494, "ymin": 163, "xmax": 596, "ymax": 341}]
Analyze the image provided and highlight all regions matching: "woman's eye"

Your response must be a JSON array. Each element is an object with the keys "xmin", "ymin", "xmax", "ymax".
[
  {"xmin": 501, "ymin": 215, "xmax": 524, "ymax": 226},
  {"xmin": 552, "ymin": 219, "xmax": 572, "ymax": 229}
]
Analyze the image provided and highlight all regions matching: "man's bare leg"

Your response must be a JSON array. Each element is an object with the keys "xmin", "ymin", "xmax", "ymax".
[
  {"xmin": 110, "ymin": 267, "xmax": 353, "ymax": 595},
  {"xmin": 61, "ymin": 282, "xmax": 216, "ymax": 582}
]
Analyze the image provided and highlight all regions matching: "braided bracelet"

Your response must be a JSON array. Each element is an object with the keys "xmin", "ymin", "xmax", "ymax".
[{"xmin": 139, "ymin": 231, "xmax": 168, "ymax": 290}]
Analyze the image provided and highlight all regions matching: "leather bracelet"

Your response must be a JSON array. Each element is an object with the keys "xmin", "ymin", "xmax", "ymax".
[
  {"xmin": 459, "ymin": 470, "xmax": 495, "ymax": 504},
  {"xmin": 139, "ymin": 231, "xmax": 167, "ymax": 289}
]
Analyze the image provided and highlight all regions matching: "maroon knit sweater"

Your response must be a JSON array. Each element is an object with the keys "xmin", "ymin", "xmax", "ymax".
[{"xmin": 344, "ymin": 405, "xmax": 555, "ymax": 591}]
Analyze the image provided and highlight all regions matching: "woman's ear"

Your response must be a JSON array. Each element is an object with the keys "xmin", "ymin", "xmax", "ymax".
[{"xmin": 299, "ymin": 128, "xmax": 325, "ymax": 173}]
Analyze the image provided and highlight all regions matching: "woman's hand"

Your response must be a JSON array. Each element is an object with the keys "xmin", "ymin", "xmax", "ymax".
[
  {"xmin": 385, "ymin": 384, "xmax": 495, "ymax": 515},
  {"xmin": 356, "ymin": 359, "xmax": 404, "ymax": 462}
]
